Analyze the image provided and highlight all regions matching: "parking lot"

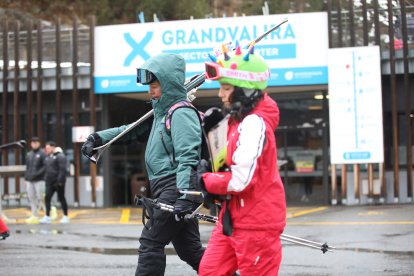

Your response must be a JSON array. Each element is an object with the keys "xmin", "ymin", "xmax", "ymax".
[{"xmin": 1, "ymin": 204, "xmax": 414, "ymax": 275}]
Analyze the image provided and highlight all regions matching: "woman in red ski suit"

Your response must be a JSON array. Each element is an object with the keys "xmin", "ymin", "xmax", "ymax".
[{"xmin": 199, "ymin": 44, "xmax": 286, "ymax": 275}]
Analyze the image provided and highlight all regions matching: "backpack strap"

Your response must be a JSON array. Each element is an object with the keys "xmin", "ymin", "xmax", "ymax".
[{"xmin": 165, "ymin": 101, "xmax": 204, "ymax": 136}]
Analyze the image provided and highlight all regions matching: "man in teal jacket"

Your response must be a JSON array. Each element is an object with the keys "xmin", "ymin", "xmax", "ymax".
[{"xmin": 82, "ymin": 53, "xmax": 205, "ymax": 275}]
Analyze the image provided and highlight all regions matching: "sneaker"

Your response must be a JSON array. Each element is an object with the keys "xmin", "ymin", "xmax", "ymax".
[
  {"xmin": 60, "ymin": 216, "xmax": 70, "ymax": 224},
  {"xmin": 0, "ymin": 231, "xmax": 10, "ymax": 240},
  {"xmin": 40, "ymin": 215, "xmax": 51, "ymax": 224},
  {"xmin": 25, "ymin": 216, "xmax": 40, "ymax": 224},
  {"xmin": 50, "ymin": 206, "xmax": 58, "ymax": 220}
]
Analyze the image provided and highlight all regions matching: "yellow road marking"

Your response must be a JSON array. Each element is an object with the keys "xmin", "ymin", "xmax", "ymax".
[
  {"xmin": 358, "ymin": 211, "xmax": 385, "ymax": 216},
  {"xmin": 288, "ymin": 221, "xmax": 414, "ymax": 225},
  {"xmin": 68, "ymin": 210, "xmax": 89, "ymax": 220},
  {"xmin": 287, "ymin": 206, "xmax": 328, "ymax": 219},
  {"xmin": 120, "ymin": 208, "xmax": 130, "ymax": 224}
]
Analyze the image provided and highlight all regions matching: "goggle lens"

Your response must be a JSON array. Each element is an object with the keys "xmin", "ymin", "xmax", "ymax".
[
  {"xmin": 205, "ymin": 63, "xmax": 219, "ymax": 80},
  {"xmin": 136, "ymin": 69, "xmax": 156, "ymax": 84}
]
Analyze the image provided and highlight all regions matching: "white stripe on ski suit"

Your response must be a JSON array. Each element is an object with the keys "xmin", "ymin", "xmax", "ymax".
[{"xmin": 228, "ymin": 114, "xmax": 266, "ymax": 192}]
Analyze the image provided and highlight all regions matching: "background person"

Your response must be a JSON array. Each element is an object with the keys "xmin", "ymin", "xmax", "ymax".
[
  {"xmin": 199, "ymin": 43, "xmax": 287, "ymax": 275},
  {"xmin": 40, "ymin": 141, "xmax": 69, "ymax": 224},
  {"xmin": 82, "ymin": 53, "xmax": 205, "ymax": 275},
  {"xmin": 24, "ymin": 137, "xmax": 46, "ymax": 224}
]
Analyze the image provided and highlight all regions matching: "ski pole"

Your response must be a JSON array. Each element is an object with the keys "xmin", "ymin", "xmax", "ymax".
[{"xmin": 135, "ymin": 195, "xmax": 335, "ymax": 254}]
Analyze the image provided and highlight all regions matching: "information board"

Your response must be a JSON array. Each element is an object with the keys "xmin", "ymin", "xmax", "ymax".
[{"xmin": 328, "ymin": 46, "xmax": 384, "ymax": 164}]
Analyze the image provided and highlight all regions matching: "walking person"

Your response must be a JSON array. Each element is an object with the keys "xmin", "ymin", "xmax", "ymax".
[
  {"xmin": 40, "ymin": 141, "xmax": 69, "ymax": 224},
  {"xmin": 198, "ymin": 44, "xmax": 287, "ymax": 275},
  {"xmin": 82, "ymin": 53, "xmax": 205, "ymax": 275},
  {"xmin": 24, "ymin": 137, "xmax": 46, "ymax": 224}
]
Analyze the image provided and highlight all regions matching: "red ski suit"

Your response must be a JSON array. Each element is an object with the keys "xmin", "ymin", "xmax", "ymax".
[
  {"xmin": 199, "ymin": 94, "xmax": 286, "ymax": 276},
  {"xmin": 0, "ymin": 218, "xmax": 9, "ymax": 235}
]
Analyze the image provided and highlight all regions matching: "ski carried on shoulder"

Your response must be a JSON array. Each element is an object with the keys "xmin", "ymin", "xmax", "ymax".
[{"xmin": 87, "ymin": 73, "xmax": 205, "ymax": 163}]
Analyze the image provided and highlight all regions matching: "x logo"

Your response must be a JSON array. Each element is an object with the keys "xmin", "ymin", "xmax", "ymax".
[{"xmin": 123, "ymin": 31, "xmax": 153, "ymax": 66}]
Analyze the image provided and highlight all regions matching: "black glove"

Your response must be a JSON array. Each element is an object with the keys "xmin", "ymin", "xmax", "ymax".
[
  {"xmin": 173, "ymin": 198, "xmax": 198, "ymax": 221},
  {"xmin": 81, "ymin": 133, "xmax": 102, "ymax": 159},
  {"xmin": 202, "ymin": 107, "xmax": 224, "ymax": 134},
  {"xmin": 196, "ymin": 159, "xmax": 210, "ymax": 191}
]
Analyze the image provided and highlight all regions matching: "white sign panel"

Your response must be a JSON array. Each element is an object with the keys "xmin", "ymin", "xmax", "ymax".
[
  {"xmin": 94, "ymin": 12, "xmax": 328, "ymax": 94},
  {"xmin": 328, "ymin": 46, "xmax": 384, "ymax": 164}
]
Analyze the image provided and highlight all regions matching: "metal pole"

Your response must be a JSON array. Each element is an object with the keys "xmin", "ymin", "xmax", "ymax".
[{"xmin": 140, "ymin": 197, "xmax": 335, "ymax": 253}]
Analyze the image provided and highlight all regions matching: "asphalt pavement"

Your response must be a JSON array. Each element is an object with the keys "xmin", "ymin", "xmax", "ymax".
[{"xmin": 1, "ymin": 204, "xmax": 413, "ymax": 275}]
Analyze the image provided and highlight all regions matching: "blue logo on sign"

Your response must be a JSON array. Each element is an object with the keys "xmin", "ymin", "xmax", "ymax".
[
  {"xmin": 343, "ymin": 151, "xmax": 371, "ymax": 160},
  {"xmin": 123, "ymin": 32, "xmax": 153, "ymax": 66}
]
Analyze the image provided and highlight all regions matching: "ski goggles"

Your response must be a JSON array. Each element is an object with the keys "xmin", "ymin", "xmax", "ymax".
[
  {"xmin": 136, "ymin": 69, "xmax": 157, "ymax": 84},
  {"xmin": 205, "ymin": 62, "xmax": 270, "ymax": 82}
]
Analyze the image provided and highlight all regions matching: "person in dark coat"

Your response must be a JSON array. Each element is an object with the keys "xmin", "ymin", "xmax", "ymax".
[
  {"xmin": 24, "ymin": 136, "xmax": 46, "ymax": 224},
  {"xmin": 40, "ymin": 141, "xmax": 69, "ymax": 224}
]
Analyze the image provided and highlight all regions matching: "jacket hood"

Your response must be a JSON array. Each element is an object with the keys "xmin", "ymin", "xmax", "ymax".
[
  {"xmin": 140, "ymin": 53, "xmax": 187, "ymax": 114},
  {"xmin": 253, "ymin": 93, "xmax": 279, "ymax": 131}
]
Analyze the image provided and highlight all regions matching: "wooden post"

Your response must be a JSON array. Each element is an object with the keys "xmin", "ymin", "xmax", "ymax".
[
  {"xmin": 13, "ymin": 21, "xmax": 21, "ymax": 202},
  {"xmin": 331, "ymin": 164, "xmax": 337, "ymax": 205},
  {"xmin": 353, "ymin": 164, "xmax": 360, "ymax": 203},
  {"xmin": 341, "ymin": 164, "xmax": 347, "ymax": 204},
  {"xmin": 72, "ymin": 19, "xmax": 80, "ymax": 206},
  {"xmin": 368, "ymin": 164, "xmax": 374, "ymax": 200},
  {"xmin": 89, "ymin": 16, "xmax": 97, "ymax": 207}
]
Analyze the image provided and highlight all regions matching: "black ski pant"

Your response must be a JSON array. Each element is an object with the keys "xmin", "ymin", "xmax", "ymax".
[
  {"xmin": 45, "ymin": 181, "xmax": 68, "ymax": 216},
  {"xmin": 135, "ymin": 199, "xmax": 205, "ymax": 275}
]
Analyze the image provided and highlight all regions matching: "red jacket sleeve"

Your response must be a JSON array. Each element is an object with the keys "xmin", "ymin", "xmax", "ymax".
[{"xmin": 202, "ymin": 171, "xmax": 232, "ymax": 195}]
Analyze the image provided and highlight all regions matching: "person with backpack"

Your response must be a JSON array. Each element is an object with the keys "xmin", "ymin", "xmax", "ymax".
[
  {"xmin": 198, "ymin": 43, "xmax": 287, "ymax": 275},
  {"xmin": 81, "ymin": 53, "xmax": 205, "ymax": 275}
]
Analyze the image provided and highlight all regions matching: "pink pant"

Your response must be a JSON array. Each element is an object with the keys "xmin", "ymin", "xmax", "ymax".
[
  {"xmin": 0, "ymin": 218, "xmax": 9, "ymax": 233},
  {"xmin": 199, "ymin": 224, "xmax": 282, "ymax": 276}
]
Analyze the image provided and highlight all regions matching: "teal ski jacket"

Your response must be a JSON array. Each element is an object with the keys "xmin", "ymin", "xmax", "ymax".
[{"xmin": 96, "ymin": 54, "xmax": 202, "ymax": 192}]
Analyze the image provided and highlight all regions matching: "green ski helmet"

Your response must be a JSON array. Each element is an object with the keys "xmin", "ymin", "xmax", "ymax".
[{"xmin": 205, "ymin": 42, "xmax": 270, "ymax": 90}]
